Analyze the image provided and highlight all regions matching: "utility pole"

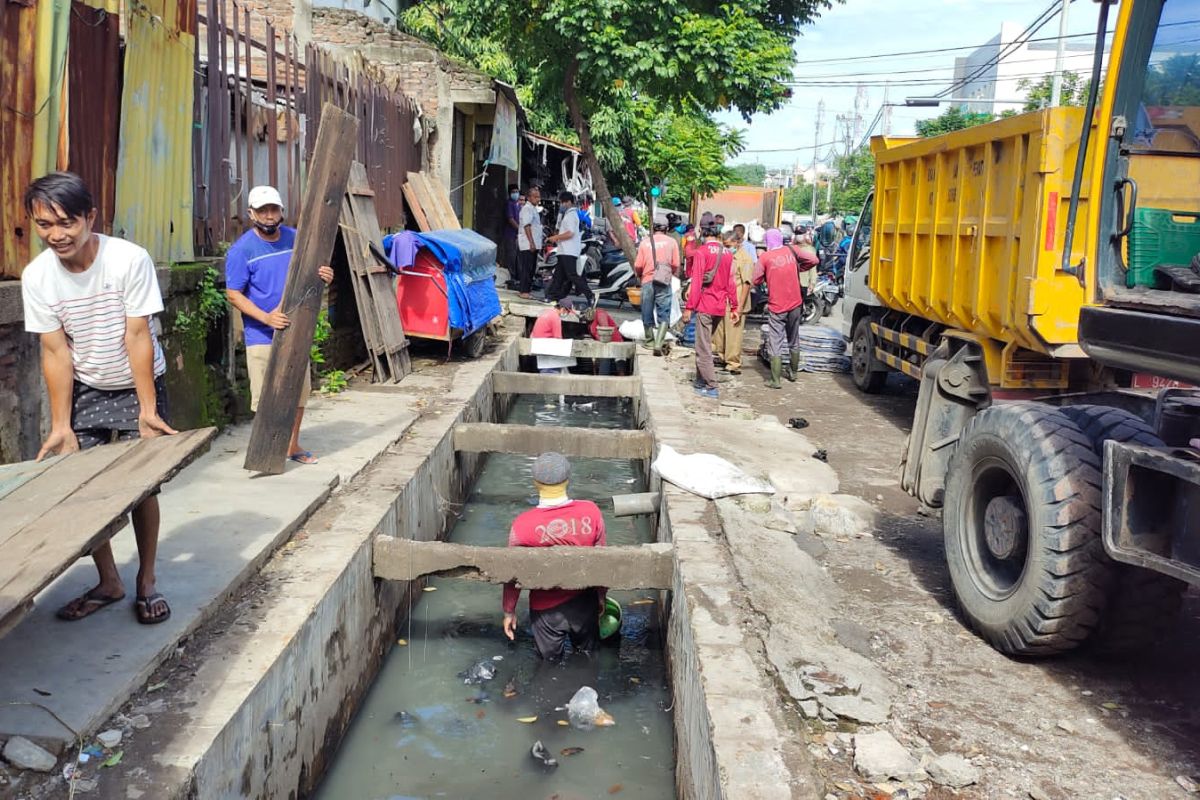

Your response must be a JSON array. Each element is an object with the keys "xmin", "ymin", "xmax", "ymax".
[
  {"xmin": 810, "ymin": 100, "xmax": 824, "ymax": 222},
  {"xmin": 1050, "ymin": 0, "xmax": 1071, "ymax": 107},
  {"xmin": 882, "ymin": 83, "xmax": 892, "ymax": 136}
]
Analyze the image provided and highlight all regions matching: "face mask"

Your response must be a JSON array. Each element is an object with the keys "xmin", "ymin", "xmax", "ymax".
[
  {"xmin": 253, "ymin": 220, "xmax": 280, "ymax": 236},
  {"xmin": 510, "ymin": 192, "xmax": 520, "ymax": 201}
]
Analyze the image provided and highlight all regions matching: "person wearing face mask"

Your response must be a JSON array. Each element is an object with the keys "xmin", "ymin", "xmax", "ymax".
[
  {"xmin": 225, "ymin": 185, "xmax": 333, "ymax": 465},
  {"xmin": 501, "ymin": 183, "xmax": 521, "ymax": 284}
]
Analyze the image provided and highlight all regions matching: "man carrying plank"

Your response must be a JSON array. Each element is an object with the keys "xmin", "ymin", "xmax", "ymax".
[
  {"xmin": 21, "ymin": 172, "xmax": 177, "ymax": 625},
  {"xmin": 225, "ymin": 185, "xmax": 333, "ymax": 465}
]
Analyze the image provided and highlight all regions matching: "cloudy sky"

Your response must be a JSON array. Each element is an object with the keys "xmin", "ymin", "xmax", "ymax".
[{"xmin": 720, "ymin": 0, "xmax": 1100, "ymax": 169}]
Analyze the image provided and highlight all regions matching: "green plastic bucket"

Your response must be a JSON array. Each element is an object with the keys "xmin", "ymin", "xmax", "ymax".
[{"xmin": 598, "ymin": 597, "xmax": 622, "ymax": 639}]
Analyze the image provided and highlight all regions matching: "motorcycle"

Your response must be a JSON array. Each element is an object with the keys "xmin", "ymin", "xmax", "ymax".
[
  {"xmin": 800, "ymin": 270, "xmax": 842, "ymax": 325},
  {"xmin": 590, "ymin": 243, "xmax": 638, "ymax": 303}
]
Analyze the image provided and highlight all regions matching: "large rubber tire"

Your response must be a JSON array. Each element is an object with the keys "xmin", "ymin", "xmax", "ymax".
[
  {"xmin": 851, "ymin": 317, "xmax": 887, "ymax": 393},
  {"xmin": 1058, "ymin": 405, "xmax": 1187, "ymax": 655},
  {"xmin": 943, "ymin": 403, "xmax": 1112, "ymax": 656},
  {"xmin": 800, "ymin": 298, "xmax": 822, "ymax": 326}
]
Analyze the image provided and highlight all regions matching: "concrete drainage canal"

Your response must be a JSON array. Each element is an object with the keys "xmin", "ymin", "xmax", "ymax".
[{"xmin": 317, "ymin": 373, "xmax": 677, "ymax": 797}]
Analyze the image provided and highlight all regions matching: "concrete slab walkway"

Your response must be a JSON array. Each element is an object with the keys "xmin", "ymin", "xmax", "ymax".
[{"xmin": 0, "ymin": 390, "xmax": 417, "ymax": 749}]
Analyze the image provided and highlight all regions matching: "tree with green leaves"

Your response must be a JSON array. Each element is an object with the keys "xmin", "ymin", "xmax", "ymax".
[
  {"xmin": 915, "ymin": 106, "xmax": 995, "ymax": 138},
  {"xmin": 729, "ymin": 163, "xmax": 768, "ymax": 187},
  {"xmin": 1017, "ymin": 70, "xmax": 1090, "ymax": 111},
  {"xmin": 404, "ymin": 0, "xmax": 837, "ymax": 258},
  {"xmin": 829, "ymin": 147, "xmax": 873, "ymax": 216}
]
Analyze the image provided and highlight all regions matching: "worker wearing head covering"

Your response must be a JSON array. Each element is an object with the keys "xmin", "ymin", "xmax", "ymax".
[
  {"xmin": 711, "ymin": 230, "xmax": 754, "ymax": 374},
  {"xmin": 753, "ymin": 228, "xmax": 817, "ymax": 388},
  {"xmin": 501, "ymin": 453, "xmax": 607, "ymax": 661}
]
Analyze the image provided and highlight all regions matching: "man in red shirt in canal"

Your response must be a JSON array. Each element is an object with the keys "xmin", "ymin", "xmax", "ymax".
[{"xmin": 502, "ymin": 452, "xmax": 607, "ymax": 660}]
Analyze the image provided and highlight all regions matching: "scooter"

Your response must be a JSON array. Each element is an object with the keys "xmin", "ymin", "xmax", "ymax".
[
  {"xmin": 800, "ymin": 270, "xmax": 842, "ymax": 325},
  {"xmin": 589, "ymin": 243, "xmax": 638, "ymax": 303}
]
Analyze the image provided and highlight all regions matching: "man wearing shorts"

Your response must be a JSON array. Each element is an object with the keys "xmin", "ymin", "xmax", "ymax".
[
  {"xmin": 224, "ymin": 185, "xmax": 333, "ymax": 465},
  {"xmin": 21, "ymin": 172, "xmax": 177, "ymax": 625},
  {"xmin": 502, "ymin": 452, "xmax": 607, "ymax": 660}
]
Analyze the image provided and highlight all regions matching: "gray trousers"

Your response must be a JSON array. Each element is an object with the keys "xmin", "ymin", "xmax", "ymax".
[
  {"xmin": 766, "ymin": 306, "xmax": 803, "ymax": 358},
  {"xmin": 530, "ymin": 589, "xmax": 600, "ymax": 660},
  {"xmin": 694, "ymin": 312, "xmax": 720, "ymax": 389}
]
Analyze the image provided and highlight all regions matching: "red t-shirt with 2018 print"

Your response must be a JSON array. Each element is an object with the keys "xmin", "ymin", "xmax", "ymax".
[{"xmin": 502, "ymin": 499, "xmax": 607, "ymax": 613}]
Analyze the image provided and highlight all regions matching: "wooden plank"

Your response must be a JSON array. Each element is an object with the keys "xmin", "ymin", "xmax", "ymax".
[
  {"xmin": 0, "ymin": 428, "xmax": 216, "ymax": 634},
  {"xmin": 0, "ymin": 443, "xmax": 134, "ymax": 549},
  {"xmin": 401, "ymin": 181, "xmax": 432, "ymax": 232},
  {"xmin": 373, "ymin": 537, "xmax": 673, "ymax": 590},
  {"xmin": 244, "ymin": 104, "xmax": 360, "ymax": 473},
  {"xmin": 517, "ymin": 338, "xmax": 637, "ymax": 360},
  {"xmin": 406, "ymin": 172, "xmax": 444, "ymax": 229},
  {"xmin": 453, "ymin": 423, "xmax": 653, "ymax": 459},
  {"xmin": 492, "ymin": 372, "xmax": 641, "ymax": 398},
  {"xmin": 425, "ymin": 173, "xmax": 461, "ymax": 229},
  {"xmin": 340, "ymin": 193, "xmax": 386, "ymax": 378},
  {"xmin": 0, "ymin": 457, "xmax": 60, "ymax": 505},
  {"xmin": 347, "ymin": 164, "xmax": 410, "ymax": 355}
]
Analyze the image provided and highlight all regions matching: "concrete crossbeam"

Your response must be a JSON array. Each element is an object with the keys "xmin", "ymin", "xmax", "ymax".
[
  {"xmin": 491, "ymin": 371, "xmax": 641, "ymax": 398},
  {"xmin": 516, "ymin": 338, "xmax": 636, "ymax": 359},
  {"xmin": 453, "ymin": 423, "xmax": 653, "ymax": 459},
  {"xmin": 373, "ymin": 537, "xmax": 674, "ymax": 589}
]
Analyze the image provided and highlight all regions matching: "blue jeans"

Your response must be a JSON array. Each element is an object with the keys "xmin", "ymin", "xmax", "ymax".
[{"xmin": 640, "ymin": 281, "xmax": 672, "ymax": 330}]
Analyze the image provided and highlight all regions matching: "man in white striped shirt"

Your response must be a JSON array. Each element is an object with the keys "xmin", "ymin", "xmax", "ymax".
[{"xmin": 21, "ymin": 172, "xmax": 177, "ymax": 625}]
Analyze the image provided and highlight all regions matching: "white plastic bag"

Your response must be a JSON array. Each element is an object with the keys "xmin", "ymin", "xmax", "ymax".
[
  {"xmin": 652, "ymin": 443, "xmax": 776, "ymax": 499},
  {"xmin": 619, "ymin": 319, "xmax": 647, "ymax": 342},
  {"xmin": 566, "ymin": 686, "xmax": 615, "ymax": 729}
]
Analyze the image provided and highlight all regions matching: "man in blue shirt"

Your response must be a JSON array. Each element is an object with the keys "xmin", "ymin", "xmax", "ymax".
[{"xmin": 225, "ymin": 185, "xmax": 332, "ymax": 465}]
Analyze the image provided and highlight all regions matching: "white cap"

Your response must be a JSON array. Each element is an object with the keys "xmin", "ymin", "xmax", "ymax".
[{"xmin": 248, "ymin": 185, "xmax": 284, "ymax": 210}]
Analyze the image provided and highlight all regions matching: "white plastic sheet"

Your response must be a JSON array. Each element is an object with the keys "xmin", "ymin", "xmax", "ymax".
[{"xmin": 651, "ymin": 444, "xmax": 775, "ymax": 499}]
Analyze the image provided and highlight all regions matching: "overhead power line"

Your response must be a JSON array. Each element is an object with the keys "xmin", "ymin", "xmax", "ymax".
[
  {"xmin": 785, "ymin": 67, "xmax": 1103, "ymax": 88},
  {"xmin": 741, "ymin": 139, "xmax": 842, "ymax": 154},
  {"xmin": 939, "ymin": 0, "xmax": 1063, "ymax": 98},
  {"xmin": 791, "ymin": 28, "xmax": 1105, "ymax": 67}
]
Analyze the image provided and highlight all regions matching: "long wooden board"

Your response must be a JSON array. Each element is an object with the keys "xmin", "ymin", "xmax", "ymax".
[
  {"xmin": 373, "ymin": 537, "xmax": 673, "ymax": 590},
  {"xmin": 491, "ymin": 371, "xmax": 641, "ymax": 398},
  {"xmin": 341, "ymin": 162, "xmax": 411, "ymax": 383},
  {"xmin": 244, "ymin": 104, "xmax": 360, "ymax": 474},
  {"xmin": 453, "ymin": 422, "xmax": 653, "ymax": 459},
  {"xmin": 401, "ymin": 181, "xmax": 432, "ymax": 232},
  {"xmin": 0, "ymin": 428, "xmax": 216, "ymax": 636}
]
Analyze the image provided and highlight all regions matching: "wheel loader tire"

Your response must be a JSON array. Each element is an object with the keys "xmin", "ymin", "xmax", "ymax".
[
  {"xmin": 1058, "ymin": 405, "xmax": 1187, "ymax": 655},
  {"xmin": 851, "ymin": 317, "xmax": 887, "ymax": 394},
  {"xmin": 943, "ymin": 403, "xmax": 1112, "ymax": 657}
]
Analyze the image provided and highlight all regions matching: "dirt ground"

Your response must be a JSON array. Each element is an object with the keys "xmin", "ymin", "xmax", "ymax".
[{"xmin": 668, "ymin": 314, "xmax": 1200, "ymax": 800}]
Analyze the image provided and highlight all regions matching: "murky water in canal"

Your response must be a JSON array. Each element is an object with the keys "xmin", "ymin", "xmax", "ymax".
[{"xmin": 315, "ymin": 396, "xmax": 676, "ymax": 800}]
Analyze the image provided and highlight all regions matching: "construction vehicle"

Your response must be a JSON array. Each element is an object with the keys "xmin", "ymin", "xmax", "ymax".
[
  {"xmin": 841, "ymin": 0, "xmax": 1200, "ymax": 657},
  {"xmin": 691, "ymin": 185, "xmax": 783, "ymax": 235}
]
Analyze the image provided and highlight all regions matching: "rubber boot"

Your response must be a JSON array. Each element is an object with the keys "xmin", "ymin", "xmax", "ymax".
[
  {"xmin": 787, "ymin": 352, "xmax": 800, "ymax": 382},
  {"xmin": 652, "ymin": 323, "xmax": 668, "ymax": 356},
  {"xmin": 768, "ymin": 358, "xmax": 783, "ymax": 389}
]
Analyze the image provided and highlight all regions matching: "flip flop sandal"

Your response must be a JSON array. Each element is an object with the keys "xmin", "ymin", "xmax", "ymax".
[
  {"xmin": 57, "ymin": 591, "xmax": 125, "ymax": 621},
  {"xmin": 288, "ymin": 450, "xmax": 318, "ymax": 465},
  {"xmin": 134, "ymin": 593, "xmax": 171, "ymax": 625}
]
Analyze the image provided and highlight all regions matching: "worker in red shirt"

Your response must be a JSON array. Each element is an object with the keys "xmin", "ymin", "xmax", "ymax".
[
  {"xmin": 683, "ymin": 225, "xmax": 739, "ymax": 398},
  {"xmin": 753, "ymin": 228, "xmax": 818, "ymax": 388},
  {"xmin": 502, "ymin": 452, "xmax": 607, "ymax": 660}
]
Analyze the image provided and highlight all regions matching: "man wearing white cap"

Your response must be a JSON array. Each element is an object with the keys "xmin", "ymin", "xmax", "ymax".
[{"xmin": 225, "ymin": 186, "xmax": 333, "ymax": 464}]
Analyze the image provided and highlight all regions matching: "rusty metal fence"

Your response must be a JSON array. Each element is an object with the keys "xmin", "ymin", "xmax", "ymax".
[
  {"xmin": 195, "ymin": 0, "xmax": 304, "ymax": 255},
  {"xmin": 305, "ymin": 47, "xmax": 423, "ymax": 231}
]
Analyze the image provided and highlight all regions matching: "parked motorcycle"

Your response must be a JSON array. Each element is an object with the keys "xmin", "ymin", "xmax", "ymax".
[{"xmin": 800, "ymin": 270, "xmax": 842, "ymax": 326}]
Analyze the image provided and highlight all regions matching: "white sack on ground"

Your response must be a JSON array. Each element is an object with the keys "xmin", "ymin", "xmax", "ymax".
[{"xmin": 652, "ymin": 443, "xmax": 775, "ymax": 499}]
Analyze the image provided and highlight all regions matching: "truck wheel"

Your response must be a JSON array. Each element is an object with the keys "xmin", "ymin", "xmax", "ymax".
[
  {"xmin": 943, "ymin": 403, "xmax": 1112, "ymax": 656},
  {"xmin": 851, "ymin": 318, "xmax": 887, "ymax": 393},
  {"xmin": 1058, "ymin": 405, "xmax": 1187, "ymax": 655}
]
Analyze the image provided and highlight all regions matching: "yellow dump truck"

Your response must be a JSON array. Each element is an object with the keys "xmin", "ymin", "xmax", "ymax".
[{"xmin": 841, "ymin": 0, "xmax": 1200, "ymax": 657}]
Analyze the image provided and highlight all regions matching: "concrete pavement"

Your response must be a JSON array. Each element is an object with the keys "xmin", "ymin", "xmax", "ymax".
[{"xmin": 0, "ymin": 389, "xmax": 418, "ymax": 749}]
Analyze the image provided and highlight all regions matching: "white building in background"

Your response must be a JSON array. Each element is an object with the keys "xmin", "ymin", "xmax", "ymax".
[{"xmin": 951, "ymin": 21, "xmax": 1104, "ymax": 115}]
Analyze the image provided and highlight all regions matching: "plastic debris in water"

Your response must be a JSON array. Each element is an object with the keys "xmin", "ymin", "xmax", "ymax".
[
  {"xmin": 530, "ymin": 740, "xmax": 558, "ymax": 768},
  {"xmin": 560, "ymin": 747, "xmax": 585, "ymax": 757},
  {"xmin": 502, "ymin": 679, "xmax": 519, "ymax": 699},
  {"xmin": 459, "ymin": 659, "xmax": 498, "ymax": 685},
  {"xmin": 517, "ymin": 716, "xmax": 538, "ymax": 723},
  {"xmin": 393, "ymin": 711, "xmax": 417, "ymax": 727},
  {"xmin": 492, "ymin": 655, "xmax": 504, "ymax": 661}
]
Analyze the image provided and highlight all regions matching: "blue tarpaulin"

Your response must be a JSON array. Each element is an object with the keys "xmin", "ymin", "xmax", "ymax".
[{"xmin": 385, "ymin": 229, "xmax": 502, "ymax": 338}]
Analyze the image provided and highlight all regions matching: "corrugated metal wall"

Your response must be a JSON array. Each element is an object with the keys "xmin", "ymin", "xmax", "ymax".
[
  {"xmin": 112, "ymin": 0, "xmax": 197, "ymax": 263},
  {"xmin": 67, "ymin": 0, "xmax": 121, "ymax": 235}
]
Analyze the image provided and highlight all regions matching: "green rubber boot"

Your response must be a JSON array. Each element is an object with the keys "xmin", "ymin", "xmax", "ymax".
[
  {"xmin": 652, "ymin": 323, "xmax": 668, "ymax": 356},
  {"xmin": 787, "ymin": 352, "xmax": 800, "ymax": 382},
  {"xmin": 768, "ymin": 357, "xmax": 783, "ymax": 389}
]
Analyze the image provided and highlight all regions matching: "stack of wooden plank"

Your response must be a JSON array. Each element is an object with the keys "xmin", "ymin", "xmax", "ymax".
[
  {"xmin": 402, "ymin": 171, "xmax": 462, "ymax": 231},
  {"xmin": 340, "ymin": 161, "xmax": 412, "ymax": 384},
  {"xmin": 0, "ymin": 428, "xmax": 216, "ymax": 637}
]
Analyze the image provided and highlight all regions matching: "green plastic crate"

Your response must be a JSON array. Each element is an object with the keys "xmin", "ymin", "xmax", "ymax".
[{"xmin": 1128, "ymin": 207, "xmax": 1200, "ymax": 288}]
